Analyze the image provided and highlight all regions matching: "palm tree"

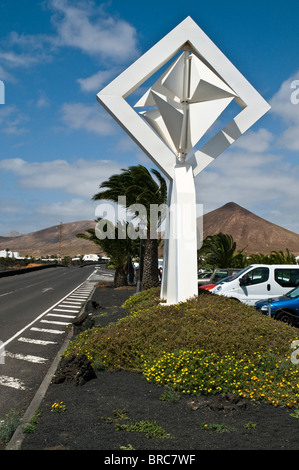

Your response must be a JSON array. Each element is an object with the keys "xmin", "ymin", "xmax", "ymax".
[
  {"xmin": 199, "ymin": 232, "xmax": 246, "ymax": 268},
  {"xmin": 270, "ymin": 249, "xmax": 296, "ymax": 264},
  {"xmin": 92, "ymin": 165, "xmax": 167, "ymax": 290},
  {"xmin": 248, "ymin": 249, "xmax": 296, "ymax": 265},
  {"xmin": 76, "ymin": 220, "xmax": 139, "ymax": 287}
]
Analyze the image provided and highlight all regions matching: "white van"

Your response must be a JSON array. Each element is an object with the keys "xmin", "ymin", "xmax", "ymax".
[{"xmin": 210, "ymin": 264, "xmax": 299, "ymax": 306}]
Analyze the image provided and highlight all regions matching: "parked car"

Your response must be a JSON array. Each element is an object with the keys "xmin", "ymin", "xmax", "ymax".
[
  {"xmin": 210, "ymin": 264, "xmax": 299, "ymax": 306},
  {"xmin": 255, "ymin": 286, "xmax": 299, "ymax": 326},
  {"xmin": 199, "ymin": 276, "xmax": 233, "ymax": 291},
  {"xmin": 198, "ymin": 268, "xmax": 241, "ymax": 286}
]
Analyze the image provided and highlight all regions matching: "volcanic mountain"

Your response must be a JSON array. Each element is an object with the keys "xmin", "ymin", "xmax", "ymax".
[
  {"xmin": 202, "ymin": 202, "xmax": 299, "ymax": 255},
  {"xmin": 0, "ymin": 220, "xmax": 97, "ymax": 259},
  {"xmin": 1, "ymin": 202, "xmax": 299, "ymax": 258}
]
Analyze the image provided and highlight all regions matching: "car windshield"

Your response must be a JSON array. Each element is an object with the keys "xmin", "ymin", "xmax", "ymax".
[
  {"xmin": 225, "ymin": 266, "xmax": 253, "ymax": 282},
  {"xmin": 286, "ymin": 287, "xmax": 299, "ymax": 299},
  {"xmin": 216, "ymin": 276, "xmax": 232, "ymax": 285}
]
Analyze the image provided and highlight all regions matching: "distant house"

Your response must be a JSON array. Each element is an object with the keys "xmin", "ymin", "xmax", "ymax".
[
  {"xmin": 82, "ymin": 254, "xmax": 99, "ymax": 262},
  {"xmin": 0, "ymin": 250, "xmax": 21, "ymax": 259}
]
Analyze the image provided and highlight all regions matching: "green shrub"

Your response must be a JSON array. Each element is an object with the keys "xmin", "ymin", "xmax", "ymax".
[
  {"xmin": 121, "ymin": 286, "xmax": 161, "ymax": 309},
  {"xmin": 0, "ymin": 409, "xmax": 22, "ymax": 443}
]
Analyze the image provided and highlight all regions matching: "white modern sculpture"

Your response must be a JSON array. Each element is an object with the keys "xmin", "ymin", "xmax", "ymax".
[{"xmin": 97, "ymin": 16, "xmax": 270, "ymax": 304}]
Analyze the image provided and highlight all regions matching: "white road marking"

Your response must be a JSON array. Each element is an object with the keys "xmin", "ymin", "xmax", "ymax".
[
  {"xmin": 53, "ymin": 308, "xmax": 79, "ymax": 313},
  {"xmin": 0, "ymin": 291, "xmax": 14, "ymax": 297},
  {"xmin": 0, "ymin": 375, "xmax": 26, "ymax": 390},
  {"xmin": 40, "ymin": 319, "xmax": 71, "ymax": 326},
  {"xmin": 61, "ymin": 301, "xmax": 82, "ymax": 305},
  {"xmin": 31, "ymin": 327, "xmax": 64, "ymax": 335},
  {"xmin": 18, "ymin": 337, "xmax": 57, "ymax": 345},
  {"xmin": 47, "ymin": 313, "xmax": 76, "ymax": 318},
  {"xmin": 6, "ymin": 351, "xmax": 48, "ymax": 364},
  {"xmin": 68, "ymin": 294, "xmax": 89, "ymax": 298},
  {"xmin": 0, "ymin": 276, "xmax": 96, "ymax": 394},
  {"xmin": 2, "ymin": 278, "xmax": 93, "ymax": 348}
]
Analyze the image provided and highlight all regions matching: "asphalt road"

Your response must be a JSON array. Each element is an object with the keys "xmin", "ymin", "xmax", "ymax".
[{"xmin": 0, "ymin": 265, "xmax": 112, "ymax": 426}]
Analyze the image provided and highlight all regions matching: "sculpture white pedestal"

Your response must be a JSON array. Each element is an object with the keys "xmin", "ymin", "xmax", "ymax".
[{"xmin": 161, "ymin": 164, "xmax": 198, "ymax": 304}]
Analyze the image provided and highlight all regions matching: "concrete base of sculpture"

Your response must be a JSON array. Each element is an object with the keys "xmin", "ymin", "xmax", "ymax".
[{"xmin": 161, "ymin": 164, "xmax": 198, "ymax": 304}]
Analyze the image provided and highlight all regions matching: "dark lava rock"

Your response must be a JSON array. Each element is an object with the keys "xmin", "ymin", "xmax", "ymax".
[
  {"xmin": 72, "ymin": 300, "xmax": 100, "ymax": 334},
  {"xmin": 52, "ymin": 354, "xmax": 97, "ymax": 386}
]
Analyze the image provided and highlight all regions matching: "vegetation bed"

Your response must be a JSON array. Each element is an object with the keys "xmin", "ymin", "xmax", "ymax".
[{"xmin": 64, "ymin": 288, "xmax": 299, "ymax": 408}]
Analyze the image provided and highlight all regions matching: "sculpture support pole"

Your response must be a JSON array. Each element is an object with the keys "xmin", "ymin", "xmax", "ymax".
[
  {"xmin": 161, "ymin": 47, "xmax": 198, "ymax": 304},
  {"xmin": 161, "ymin": 164, "xmax": 198, "ymax": 304}
]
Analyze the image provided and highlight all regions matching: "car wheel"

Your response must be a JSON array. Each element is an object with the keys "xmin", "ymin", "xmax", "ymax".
[{"xmin": 275, "ymin": 310, "xmax": 294, "ymax": 326}]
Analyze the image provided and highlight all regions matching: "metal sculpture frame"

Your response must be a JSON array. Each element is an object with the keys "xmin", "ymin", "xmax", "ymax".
[{"xmin": 97, "ymin": 16, "xmax": 270, "ymax": 304}]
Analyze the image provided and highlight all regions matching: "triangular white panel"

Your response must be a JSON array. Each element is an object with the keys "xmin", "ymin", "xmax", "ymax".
[
  {"xmin": 188, "ymin": 96, "xmax": 234, "ymax": 146},
  {"xmin": 135, "ymin": 58, "xmax": 181, "ymax": 108},
  {"xmin": 152, "ymin": 91, "xmax": 184, "ymax": 152},
  {"xmin": 162, "ymin": 53, "xmax": 185, "ymax": 100},
  {"xmin": 190, "ymin": 54, "xmax": 237, "ymax": 100},
  {"xmin": 191, "ymin": 80, "xmax": 236, "ymax": 103},
  {"xmin": 135, "ymin": 88, "xmax": 156, "ymax": 107},
  {"xmin": 140, "ymin": 109, "xmax": 177, "ymax": 154}
]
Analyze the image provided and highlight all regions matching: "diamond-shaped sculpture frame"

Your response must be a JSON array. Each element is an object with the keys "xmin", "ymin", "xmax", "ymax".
[
  {"xmin": 97, "ymin": 16, "xmax": 270, "ymax": 180},
  {"xmin": 97, "ymin": 16, "xmax": 270, "ymax": 304}
]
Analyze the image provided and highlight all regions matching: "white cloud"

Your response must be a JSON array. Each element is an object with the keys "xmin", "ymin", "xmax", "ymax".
[
  {"xmin": 49, "ymin": 0, "xmax": 139, "ymax": 63},
  {"xmin": 60, "ymin": 102, "xmax": 116, "ymax": 135},
  {"xmin": 36, "ymin": 198, "xmax": 96, "ymax": 220},
  {"xmin": 270, "ymin": 70, "xmax": 299, "ymax": 123},
  {"xmin": 0, "ymin": 1, "xmax": 139, "ymax": 91},
  {"xmin": 270, "ymin": 69, "xmax": 299, "ymax": 151},
  {"xmin": 232, "ymin": 128, "xmax": 274, "ymax": 153},
  {"xmin": 278, "ymin": 126, "xmax": 299, "ymax": 151},
  {"xmin": 0, "ymin": 105, "xmax": 29, "ymax": 134},
  {"xmin": 192, "ymin": 69, "xmax": 299, "ymax": 232},
  {"xmin": 196, "ymin": 144, "xmax": 299, "ymax": 232},
  {"xmin": 0, "ymin": 51, "xmax": 38, "ymax": 68},
  {"xmin": 77, "ymin": 69, "xmax": 117, "ymax": 93},
  {"xmin": 0, "ymin": 157, "xmax": 122, "ymax": 198}
]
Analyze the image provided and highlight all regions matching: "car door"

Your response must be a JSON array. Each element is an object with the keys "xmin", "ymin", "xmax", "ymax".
[{"xmin": 239, "ymin": 267, "xmax": 270, "ymax": 305}]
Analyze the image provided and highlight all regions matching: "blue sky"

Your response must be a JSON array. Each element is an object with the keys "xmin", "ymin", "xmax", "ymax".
[{"xmin": 0, "ymin": 0, "xmax": 299, "ymax": 236}]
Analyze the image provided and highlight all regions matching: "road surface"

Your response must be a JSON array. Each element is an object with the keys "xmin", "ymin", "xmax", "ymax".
[{"xmin": 0, "ymin": 265, "xmax": 114, "ymax": 427}]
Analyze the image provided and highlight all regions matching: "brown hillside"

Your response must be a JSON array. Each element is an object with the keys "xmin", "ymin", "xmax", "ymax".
[
  {"xmin": 202, "ymin": 202, "xmax": 299, "ymax": 255},
  {"xmin": 0, "ymin": 220, "xmax": 98, "ymax": 259},
  {"xmin": 2, "ymin": 203, "xmax": 299, "ymax": 259}
]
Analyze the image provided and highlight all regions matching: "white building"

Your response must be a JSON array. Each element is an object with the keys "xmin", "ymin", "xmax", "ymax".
[
  {"xmin": 0, "ymin": 250, "xmax": 21, "ymax": 259},
  {"xmin": 82, "ymin": 254, "xmax": 99, "ymax": 262}
]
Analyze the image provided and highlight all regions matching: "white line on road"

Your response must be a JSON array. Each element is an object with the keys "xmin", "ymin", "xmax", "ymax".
[
  {"xmin": 68, "ymin": 294, "xmax": 89, "ymax": 298},
  {"xmin": 6, "ymin": 351, "xmax": 48, "ymax": 364},
  {"xmin": 18, "ymin": 337, "xmax": 57, "ymax": 345},
  {"xmin": 0, "ymin": 291, "xmax": 14, "ymax": 297},
  {"xmin": 2, "ymin": 279, "xmax": 94, "ymax": 348},
  {"xmin": 67, "ymin": 297, "xmax": 88, "ymax": 302},
  {"xmin": 47, "ymin": 313, "xmax": 76, "ymax": 318},
  {"xmin": 0, "ymin": 375, "xmax": 26, "ymax": 390},
  {"xmin": 52, "ymin": 308, "xmax": 79, "ymax": 313},
  {"xmin": 31, "ymin": 327, "xmax": 64, "ymax": 335},
  {"xmin": 40, "ymin": 319, "xmax": 71, "ymax": 326}
]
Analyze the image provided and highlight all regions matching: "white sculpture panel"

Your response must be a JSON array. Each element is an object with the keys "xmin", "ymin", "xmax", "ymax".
[{"xmin": 97, "ymin": 17, "xmax": 270, "ymax": 304}]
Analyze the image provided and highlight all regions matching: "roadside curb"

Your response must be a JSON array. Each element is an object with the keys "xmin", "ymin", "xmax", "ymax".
[
  {"xmin": 6, "ymin": 281, "xmax": 98, "ymax": 451},
  {"xmin": 6, "ymin": 328, "xmax": 72, "ymax": 450}
]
